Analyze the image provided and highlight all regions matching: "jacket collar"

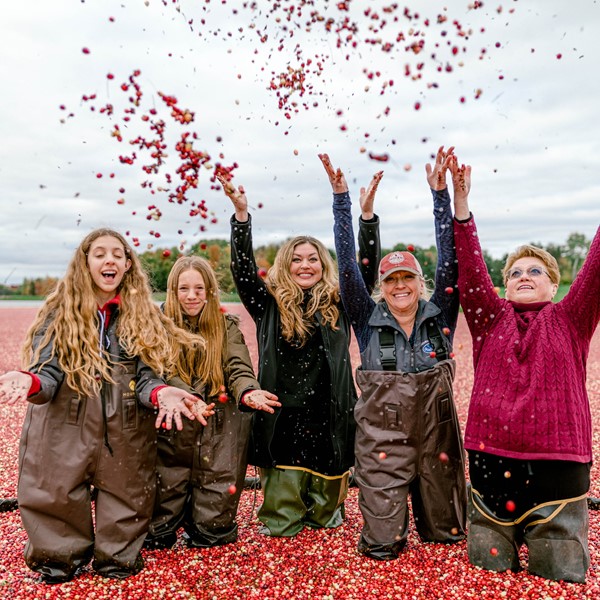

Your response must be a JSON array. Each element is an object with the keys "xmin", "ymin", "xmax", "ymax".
[
  {"xmin": 368, "ymin": 299, "xmax": 440, "ymax": 332},
  {"xmin": 98, "ymin": 295, "xmax": 121, "ymax": 330}
]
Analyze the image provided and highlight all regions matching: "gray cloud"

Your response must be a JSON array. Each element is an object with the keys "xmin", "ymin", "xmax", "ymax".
[{"xmin": 1, "ymin": 0, "xmax": 599, "ymax": 284}]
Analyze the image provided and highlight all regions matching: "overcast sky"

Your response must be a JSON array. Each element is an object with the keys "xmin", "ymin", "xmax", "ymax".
[{"xmin": 1, "ymin": 0, "xmax": 599, "ymax": 285}]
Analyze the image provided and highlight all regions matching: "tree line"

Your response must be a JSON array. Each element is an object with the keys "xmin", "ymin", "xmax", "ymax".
[{"xmin": 1, "ymin": 232, "xmax": 592, "ymax": 297}]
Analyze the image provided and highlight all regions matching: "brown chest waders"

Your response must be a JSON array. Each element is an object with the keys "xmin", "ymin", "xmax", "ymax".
[
  {"xmin": 354, "ymin": 360, "xmax": 467, "ymax": 560},
  {"xmin": 19, "ymin": 361, "xmax": 156, "ymax": 581},
  {"xmin": 148, "ymin": 402, "xmax": 252, "ymax": 548}
]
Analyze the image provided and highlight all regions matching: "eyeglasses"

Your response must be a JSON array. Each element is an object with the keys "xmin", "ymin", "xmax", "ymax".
[{"xmin": 506, "ymin": 266, "xmax": 550, "ymax": 280}]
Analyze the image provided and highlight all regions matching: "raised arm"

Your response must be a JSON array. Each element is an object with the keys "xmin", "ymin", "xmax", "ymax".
[
  {"xmin": 451, "ymin": 158, "xmax": 504, "ymax": 340},
  {"xmin": 560, "ymin": 225, "xmax": 600, "ymax": 339},
  {"xmin": 358, "ymin": 173, "xmax": 383, "ymax": 295},
  {"xmin": 447, "ymin": 153, "xmax": 471, "ymax": 222},
  {"xmin": 217, "ymin": 176, "xmax": 269, "ymax": 320},
  {"xmin": 320, "ymin": 153, "xmax": 378, "ymax": 351},
  {"xmin": 427, "ymin": 146, "xmax": 460, "ymax": 331},
  {"xmin": 217, "ymin": 174, "xmax": 248, "ymax": 223}
]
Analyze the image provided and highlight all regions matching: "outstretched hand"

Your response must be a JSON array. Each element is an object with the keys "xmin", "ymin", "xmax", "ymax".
[
  {"xmin": 155, "ymin": 386, "xmax": 215, "ymax": 431},
  {"xmin": 318, "ymin": 153, "xmax": 349, "ymax": 194},
  {"xmin": 242, "ymin": 389, "xmax": 281, "ymax": 414},
  {"xmin": 425, "ymin": 145, "xmax": 455, "ymax": 191},
  {"xmin": 216, "ymin": 173, "xmax": 249, "ymax": 222},
  {"xmin": 359, "ymin": 171, "xmax": 384, "ymax": 220},
  {"xmin": 449, "ymin": 155, "xmax": 472, "ymax": 220},
  {"xmin": 0, "ymin": 371, "xmax": 32, "ymax": 405}
]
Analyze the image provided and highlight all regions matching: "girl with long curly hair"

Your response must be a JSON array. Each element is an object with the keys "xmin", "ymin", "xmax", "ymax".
[
  {"xmin": 218, "ymin": 173, "xmax": 379, "ymax": 538},
  {"xmin": 145, "ymin": 256, "xmax": 279, "ymax": 549},
  {"xmin": 0, "ymin": 229, "xmax": 213, "ymax": 583}
]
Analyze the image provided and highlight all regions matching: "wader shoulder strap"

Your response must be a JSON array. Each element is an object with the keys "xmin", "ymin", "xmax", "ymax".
[
  {"xmin": 378, "ymin": 327, "xmax": 397, "ymax": 371},
  {"xmin": 378, "ymin": 320, "xmax": 448, "ymax": 371},
  {"xmin": 426, "ymin": 319, "xmax": 448, "ymax": 361}
]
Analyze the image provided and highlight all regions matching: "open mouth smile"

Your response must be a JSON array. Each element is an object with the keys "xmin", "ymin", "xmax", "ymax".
[{"xmin": 101, "ymin": 270, "xmax": 117, "ymax": 281}]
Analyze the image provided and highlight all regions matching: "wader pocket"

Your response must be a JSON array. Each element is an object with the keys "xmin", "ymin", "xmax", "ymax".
[
  {"xmin": 214, "ymin": 409, "xmax": 225, "ymax": 434},
  {"xmin": 437, "ymin": 393, "xmax": 451, "ymax": 424},
  {"xmin": 383, "ymin": 403, "xmax": 404, "ymax": 431},
  {"xmin": 66, "ymin": 396, "xmax": 85, "ymax": 425},
  {"xmin": 117, "ymin": 360, "xmax": 138, "ymax": 430},
  {"xmin": 123, "ymin": 399, "xmax": 137, "ymax": 430}
]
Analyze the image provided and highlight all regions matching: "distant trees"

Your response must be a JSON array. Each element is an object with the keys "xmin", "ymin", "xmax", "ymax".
[
  {"xmin": 12, "ymin": 277, "xmax": 59, "ymax": 297},
  {"xmin": 482, "ymin": 250, "xmax": 507, "ymax": 287},
  {"xmin": 139, "ymin": 239, "xmax": 235, "ymax": 294},
  {"xmin": 7, "ymin": 232, "xmax": 593, "ymax": 297},
  {"xmin": 0, "ymin": 283, "xmax": 19, "ymax": 296},
  {"xmin": 564, "ymin": 232, "xmax": 590, "ymax": 282},
  {"xmin": 372, "ymin": 231, "xmax": 592, "ymax": 288}
]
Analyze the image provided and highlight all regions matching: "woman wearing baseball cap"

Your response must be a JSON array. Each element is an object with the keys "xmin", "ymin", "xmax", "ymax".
[{"xmin": 321, "ymin": 148, "xmax": 467, "ymax": 560}]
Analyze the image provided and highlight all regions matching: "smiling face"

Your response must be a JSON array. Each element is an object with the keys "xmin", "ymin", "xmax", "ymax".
[
  {"xmin": 504, "ymin": 257, "xmax": 558, "ymax": 303},
  {"xmin": 380, "ymin": 270, "xmax": 423, "ymax": 316},
  {"xmin": 87, "ymin": 235, "xmax": 131, "ymax": 306},
  {"xmin": 177, "ymin": 268, "xmax": 207, "ymax": 317},
  {"xmin": 290, "ymin": 242, "xmax": 324, "ymax": 289}
]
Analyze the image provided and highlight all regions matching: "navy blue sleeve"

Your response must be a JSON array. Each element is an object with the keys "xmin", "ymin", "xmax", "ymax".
[
  {"xmin": 332, "ymin": 191, "xmax": 375, "ymax": 352},
  {"xmin": 430, "ymin": 187, "xmax": 460, "ymax": 335}
]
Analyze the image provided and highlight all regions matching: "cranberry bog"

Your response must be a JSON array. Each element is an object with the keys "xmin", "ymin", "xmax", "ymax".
[{"xmin": 1, "ymin": 305, "xmax": 599, "ymax": 599}]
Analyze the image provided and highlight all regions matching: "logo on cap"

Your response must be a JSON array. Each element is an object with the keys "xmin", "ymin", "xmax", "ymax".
[{"xmin": 387, "ymin": 252, "xmax": 406, "ymax": 265}]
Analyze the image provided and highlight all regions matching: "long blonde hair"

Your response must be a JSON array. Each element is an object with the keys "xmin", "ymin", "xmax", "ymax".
[
  {"xmin": 22, "ymin": 228, "xmax": 204, "ymax": 397},
  {"xmin": 164, "ymin": 256, "xmax": 226, "ymax": 396},
  {"xmin": 266, "ymin": 236, "xmax": 340, "ymax": 346}
]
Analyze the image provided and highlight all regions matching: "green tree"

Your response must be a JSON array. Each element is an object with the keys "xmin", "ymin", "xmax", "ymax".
[
  {"xmin": 542, "ymin": 242, "xmax": 571, "ymax": 284},
  {"xmin": 482, "ymin": 250, "xmax": 507, "ymax": 287},
  {"xmin": 139, "ymin": 247, "xmax": 179, "ymax": 292},
  {"xmin": 255, "ymin": 243, "xmax": 280, "ymax": 267},
  {"xmin": 188, "ymin": 239, "xmax": 235, "ymax": 293},
  {"xmin": 563, "ymin": 232, "xmax": 590, "ymax": 282}
]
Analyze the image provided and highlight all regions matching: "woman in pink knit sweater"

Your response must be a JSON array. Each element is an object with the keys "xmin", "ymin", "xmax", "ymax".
[{"xmin": 451, "ymin": 158, "xmax": 600, "ymax": 583}]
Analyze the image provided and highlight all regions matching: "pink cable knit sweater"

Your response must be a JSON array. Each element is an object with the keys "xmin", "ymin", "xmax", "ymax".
[{"xmin": 454, "ymin": 218, "xmax": 600, "ymax": 462}]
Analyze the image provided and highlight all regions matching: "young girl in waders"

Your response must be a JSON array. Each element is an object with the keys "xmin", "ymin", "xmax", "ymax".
[
  {"xmin": 0, "ymin": 229, "xmax": 212, "ymax": 583},
  {"xmin": 145, "ymin": 256, "xmax": 279, "ymax": 549}
]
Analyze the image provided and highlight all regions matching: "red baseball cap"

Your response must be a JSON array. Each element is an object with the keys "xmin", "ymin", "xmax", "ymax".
[{"xmin": 378, "ymin": 251, "xmax": 423, "ymax": 282}]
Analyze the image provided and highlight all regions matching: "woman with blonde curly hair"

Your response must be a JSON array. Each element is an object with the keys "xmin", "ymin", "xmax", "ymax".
[
  {"xmin": 0, "ymin": 228, "xmax": 213, "ymax": 583},
  {"xmin": 218, "ymin": 174, "xmax": 379, "ymax": 537},
  {"xmin": 146, "ymin": 256, "xmax": 279, "ymax": 549}
]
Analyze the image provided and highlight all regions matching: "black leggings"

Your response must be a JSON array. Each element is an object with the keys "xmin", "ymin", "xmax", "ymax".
[{"xmin": 468, "ymin": 451, "xmax": 590, "ymax": 519}]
